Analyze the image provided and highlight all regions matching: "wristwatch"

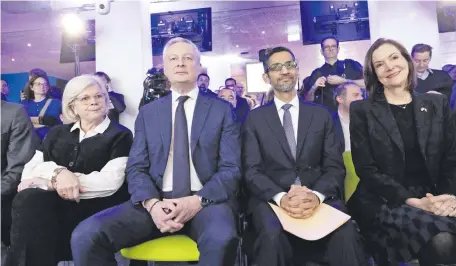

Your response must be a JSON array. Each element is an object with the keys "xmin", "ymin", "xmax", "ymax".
[{"xmin": 199, "ymin": 196, "xmax": 211, "ymax": 207}]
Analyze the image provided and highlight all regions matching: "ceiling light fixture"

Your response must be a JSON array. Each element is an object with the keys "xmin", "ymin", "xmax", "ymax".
[{"xmin": 27, "ymin": 43, "xmax": 32, "ymax": 47}]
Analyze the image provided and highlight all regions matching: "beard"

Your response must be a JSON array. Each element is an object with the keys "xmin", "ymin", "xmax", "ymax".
[{"xmin": 273, "ymin": 78, "xmax": 297, "ymax": 92}]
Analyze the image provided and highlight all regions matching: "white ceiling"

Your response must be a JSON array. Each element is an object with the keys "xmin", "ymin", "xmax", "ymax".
[{"xmin": 1, "ymin": 1, "xmax": 303, "ymax": 79}]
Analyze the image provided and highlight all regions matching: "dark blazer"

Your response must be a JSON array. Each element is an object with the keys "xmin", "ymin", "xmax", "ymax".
[
  {"xmin": 347, "ymin": 92, "xmax": 456, "ymax": 225},
  {"xmin": 127, "ymin": 91, "xmax": 241, "ymax": 207},
  {"xmin": 235, "ymin": 96, "xmax": 250, "ymax": 123},
  {"xmin": 108, "ymin": 91, "xmax": 126, "ymax": 124},
  {"xmin": 1, "ymin": 101, "xmax": 40, "ymax": 195},
  {"xmin": 332, "ymin": 111, "xmax": 345, "ymax": 152},
  {"xmin": 414, "ymin": 69, "xmax": 454, "ymax": 102},
  {"xmin": 242, "ymin": 98, "xmax": 345, "ymax": 212}
]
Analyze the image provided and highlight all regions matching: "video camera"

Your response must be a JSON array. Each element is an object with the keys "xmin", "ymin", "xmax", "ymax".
[{"xmin": 139, "ymin": 68, "xmax": 170, "ymax": 108}]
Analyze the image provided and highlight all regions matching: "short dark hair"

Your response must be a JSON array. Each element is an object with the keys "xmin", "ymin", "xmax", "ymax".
[
  {"xmin": 333, "ymin": 81, "xmax": 358, "ymax": 105},
  {"xmin": 411, "ymin": 43, "xmax": 433, "ymax": 57},
  {"xmin": 320, "ymin": 36, "xmax": 339, "ymax": 49},
  {"xmin": 24, "ymin": 74, "xmax": 51, "ymax": 100},
  {"xmin": 198, "ymin": 73, "xmax": 210, "ymax": 80},
  {"xmin": 94, "ymin": 71, "xmax": 111, "ymax": 83},
  {"xmin": 225, "ymin": 78, "xmax": 236, "ymax": 86},
  {"xmin": 28, "ymin": 68, "xmax": 47, "ymax": 78},
  {"xmin": 364, "ymin": 38, "xmax": 416, "ymax": 100},
  {"xmin": 262, "ymin": 46, "xmax": 296, "ymax": 73}
]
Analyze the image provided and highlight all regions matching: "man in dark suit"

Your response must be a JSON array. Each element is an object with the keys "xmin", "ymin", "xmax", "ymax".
[
  {"xmin": 225, "ymin": 77, "xmax": 250, "ymax": 123},
  {"xmin": 1, "ymin": 101, "xmax": 40, "ymax": 247},
  {"xmin": 242, "ymin": 46, "xmax": 368, "ymax": 266},
  {"xmin": 197, "ymin": 73, "xmax": 217, "ymax": 97},
  {"xmin": 71, "ymin": 37, "xmax": 241, "ymax": 266},
  {"xmin": 332, "ymin": 82, "xmax": 365, "ymax": 152},
  {"xmin": 411, "ymin": 43, "xmax": 454, "ymax": 101}
]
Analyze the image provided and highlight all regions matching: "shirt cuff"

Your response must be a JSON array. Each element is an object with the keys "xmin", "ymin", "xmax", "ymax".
[
  {"xmin": 312, "ymin": 191, "xmax": 325, "ymax": 204},
  {"xmin": 272, "ymin": 192, "xmax": 287, "ymax": 207}
]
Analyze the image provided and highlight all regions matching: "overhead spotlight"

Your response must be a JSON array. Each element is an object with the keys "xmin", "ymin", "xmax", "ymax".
[
  {"xmin": 27, "ymin": 43, "xmax": 32, "ymax": 47},
  {"xmin": 61, "ymin": 13, "xmax": 85, "ymax": 38},
  {"xmin": 236, "ymin": 44, "xmax": 239, "ymax": 48},
  {"xmin": 11, "ymin": 58, "xmax": 15, "ymax": 62},
  {"xmin": 261, "ymin": 31, "xmax": 265, "ymax": 34}
]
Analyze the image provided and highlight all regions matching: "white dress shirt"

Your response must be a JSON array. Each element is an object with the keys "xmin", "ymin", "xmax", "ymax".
[
  {"xmin": 417, "ymin": 68, "xmax": 433, "ymax": 80},
  {"xmin": 338, "ymin": 111, "xmax": 351, "ymax": 152},
  {"xmin": 272, "ymin": 95, "xmax": 326, "ymax": 206},
  {"xmin": 21, "ymin": 116, "xmax": 128, "ymax": 199},
  {"xmin": 162, "ymin": 87, "xmax": 203, "ymax": 192}
]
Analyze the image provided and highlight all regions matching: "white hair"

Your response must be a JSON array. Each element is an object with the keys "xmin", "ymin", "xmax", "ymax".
[
  {"xmin": 62, "ymin": 74, "xmax": 109, "ymax": 123},
  {"xmin": 162, "ymin": 37, "xmax": 201, "ymax": 62}
]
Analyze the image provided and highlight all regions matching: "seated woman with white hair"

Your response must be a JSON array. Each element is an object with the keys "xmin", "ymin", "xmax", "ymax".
[{"xmin": 6, "ymin": 75, "xmax": 133, "ymax": 266}]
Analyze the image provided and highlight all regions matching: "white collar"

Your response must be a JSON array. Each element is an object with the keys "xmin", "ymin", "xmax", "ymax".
[
  {"xmin": 274, "ymin": 94, "xmax": 300, "ymax": 111},
  {"xmin": 338, "ymin": 110, "xmax": 349, "ymax": 124},
  {"xmin": 70, "ymin": 116, "xmax": 111, "ymax": 134},
  {"xmin": 171, "ymin": 87, "xmax": 199, "ymax": 103}
]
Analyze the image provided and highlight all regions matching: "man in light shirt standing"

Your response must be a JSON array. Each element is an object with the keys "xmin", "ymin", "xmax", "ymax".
[
  {"xmin": 242, "ymin": 46, "xmax": 368, "ymax": 266},
  {"xmin": 71, "ymin": 37, "xmax": 241, "ymax": 266}
]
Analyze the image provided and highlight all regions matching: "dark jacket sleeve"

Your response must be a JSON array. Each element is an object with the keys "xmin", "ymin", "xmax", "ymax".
[
  {"xmin": 350, "ymin": 101, "xmax": 412, "ymax": 205},
  {"xmin": 126, "ymin": 109, "xmax": 161, "ymax": 204},
  {"xmin": 311, "ymin": 110, "xmax": 345, "ymax": 200},
  {"xmin": 242, "ymin": 112, "xmax": 285, "ymax": 201},
  {"xmin": 439, "ymin": 72, "xmax": 454, "ymax": 103},
  {"xmin": 305, "ymin": 68, "xmax": 322, "ymax": 94},
  {"xmin": 40, "ymin": 115, "xmax": 61, "ymax": 126},
  {"xmin": 438, "ymin": 96, "xmax": 456, "ymax": 194},
  {"xmin": 196, "ymin": 103, "xmax": 242, "ymax": 203},
  {"xmin": 1, "ymin": 106, "xmax": 40, "ymax": 195},
  {"xmin": 110, "ymin": 93, "xmax": 126, "ymax": 113}
]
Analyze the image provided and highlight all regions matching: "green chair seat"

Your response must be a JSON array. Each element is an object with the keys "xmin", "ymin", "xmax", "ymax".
[
  {"xmin": 343, "ymin": 151, "xmax": 360, "ymax": 202},
  {"xmin": 120, "ymin": 235, "xmax": 199, "ymax": 262}
]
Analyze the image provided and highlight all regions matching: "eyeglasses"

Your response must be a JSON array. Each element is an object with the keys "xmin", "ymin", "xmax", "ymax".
[
  {"xmin": 75, "ymin": 94, "xmax": 105, "ymax": 105},
  {"xmin": 267, "ymin": 61, "xmax": 298, "ymax": 72},
  {"xmin": 32, "ymin": 82, "xmax": 48, "ymax": 87},
  {"xmin": 323, "ymin": 45, "xmax": 338, "ymax": 51}
]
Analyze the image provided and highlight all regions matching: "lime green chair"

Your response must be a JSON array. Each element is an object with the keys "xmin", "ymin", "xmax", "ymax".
[
  {"xmin": 343, "ymin": 151, "xmax": 360, "ymax": 202},
  {"xmin": 120, "ymin": 235, "xmax": 199, "ymax": 262}
]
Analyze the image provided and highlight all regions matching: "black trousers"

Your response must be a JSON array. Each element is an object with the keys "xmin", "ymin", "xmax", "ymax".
[
  {"xmin": 1, "ymin": 193, "xmax": 16, "ymax": 246},
  {"xmin": 249, "ymin": 201, "xmax": 369, "ymax": 266},
  {"xmin": 71, "ymin": 200, "xmax": 239, "ymax": 266},
  {"xmin": 5, "ymin": 187, "xmax": 129, "ymax": 266}
]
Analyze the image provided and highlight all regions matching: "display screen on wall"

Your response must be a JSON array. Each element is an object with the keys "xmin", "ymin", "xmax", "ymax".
[
  {"xmin": 300, "ymin": 1, "xmax": 370, "ymax": 45},
  {"xmin": 437, "ymin": 3, "xmax": 456, "ymax": 33},
  {"xmin": 150, "ymin": 8, "xmax": 212, "ymax": 56}
]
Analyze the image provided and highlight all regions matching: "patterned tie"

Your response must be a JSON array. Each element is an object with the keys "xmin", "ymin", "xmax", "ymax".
[
  {"xmin": 282, "ymin": 104, "xmax": 301, "ymax": 185},
  {"xmin": 172, "ymin": 96, "xmax": 191, "ymax": 198}
]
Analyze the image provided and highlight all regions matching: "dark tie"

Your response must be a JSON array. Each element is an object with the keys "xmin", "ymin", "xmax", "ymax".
[
  {"xmin": 172, "ymin": 96, "xmax": 191, "ymax": 198},
  {"xmin": 282, "ymin": 104, "xmax": 301, "ymax": 185}
]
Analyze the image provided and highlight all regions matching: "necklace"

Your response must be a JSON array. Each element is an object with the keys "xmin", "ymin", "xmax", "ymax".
[{"xmin": 397, "ymin": 103, "xmax": 408, "ymax": 109}]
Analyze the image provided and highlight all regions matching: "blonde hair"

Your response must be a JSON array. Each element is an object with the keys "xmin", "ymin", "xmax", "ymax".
[
  {"xmin": 62, "ymin": 75, "xmax": 109, "ymax": 123},
  {"xmin": 162, "ymin": 37, "xmax": 201, "ymax": 62}
]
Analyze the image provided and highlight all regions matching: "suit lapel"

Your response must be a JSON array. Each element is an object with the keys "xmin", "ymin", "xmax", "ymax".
[
  {"xmin": 263, "ymin": 102, "xmax": 294, "ymax": 162},
  {"xmin": 371, "ymin": 99, "xmax": 405, "ymax": 159},
  {"xmin": 191, "ymin": 92, "xmax": 211, "ymax": 153},
  {"xmin": 296, "ymin": 100, "xmax": 314, "ymax": 159},
  {"xmin": 158, "ymin": 95, "xmax": 172, "ymax": 158},
  {"xmin": 412, "ymin": 94, "xmax": 432, "ymax": 159}
]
